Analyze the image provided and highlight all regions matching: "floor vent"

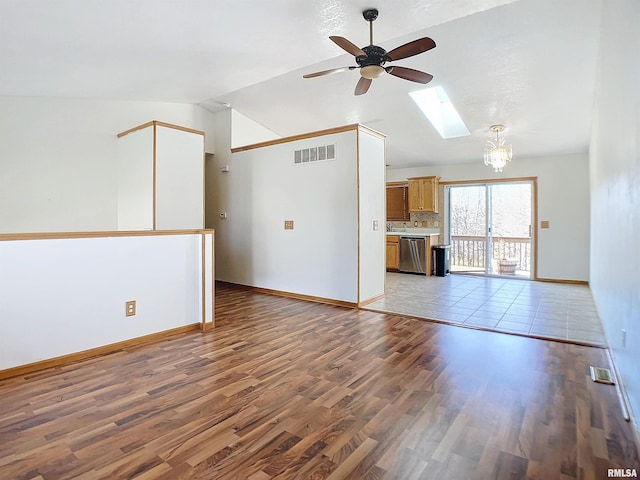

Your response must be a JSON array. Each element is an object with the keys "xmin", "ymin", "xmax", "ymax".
[
  {"xmin": 294, "ymin": 144, "xmax": 336, "ymax": 165},
  {"xmin": 590, "ymin": 366, "xmax": 614, "ymax": 384}
]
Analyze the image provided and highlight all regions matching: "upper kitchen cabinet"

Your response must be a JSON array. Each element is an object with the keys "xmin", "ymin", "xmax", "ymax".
[
  {"xmin": 408, "ymin": 176, "xmax": 440, "ymax": 213},
  {"xmin": 386, "ymin": 182, "xmax": 410, "ymax": 221},
  {"xmin": 117, "ymin": 121, "xmax": 205, "ymax": 231}
]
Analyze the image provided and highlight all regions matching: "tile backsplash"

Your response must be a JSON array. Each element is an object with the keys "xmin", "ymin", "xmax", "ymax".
[{"xmin": 387, "ymin": 185, "xmax": 444, "ymax": 233}]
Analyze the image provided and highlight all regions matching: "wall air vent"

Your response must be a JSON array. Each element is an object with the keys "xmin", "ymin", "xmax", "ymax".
[{"xmin": 294, "ymin": 144, "xmax": 336, "ymax": 165}]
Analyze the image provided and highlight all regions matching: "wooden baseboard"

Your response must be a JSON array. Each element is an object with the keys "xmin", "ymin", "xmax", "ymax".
[
  {"xmin": 0, "ymin": 323, "xmax": 201, "ymax": 381},
  {"xmin": 358, "ymin": 293, "xmax": 385, "ymax": 307},
  {"xmin": 536, "ymin": 277, "xmax": 589, "ymax": 285},
  {"xmin": 200, "ymin": 321, "xmax": 215, "ymax": 332},
  {"xmin": 216, "ymin": 281, "xmax": 358, "ymax": 308}
]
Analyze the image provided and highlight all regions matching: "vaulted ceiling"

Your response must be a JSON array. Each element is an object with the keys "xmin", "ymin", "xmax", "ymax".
[{"xmin": 0, "ymin": 0, "xmax": 603, "ymax": 168}]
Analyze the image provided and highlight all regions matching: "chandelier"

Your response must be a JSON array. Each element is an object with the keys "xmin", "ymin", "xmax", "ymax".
[{"xmin": 484, "ymin": 125, "xmax": 512, "ymax": 172}]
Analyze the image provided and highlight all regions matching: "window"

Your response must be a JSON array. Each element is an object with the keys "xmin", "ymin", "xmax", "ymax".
[{"xmin": 386, "ymin": 183, "xmax": 410, "ymax": 221}]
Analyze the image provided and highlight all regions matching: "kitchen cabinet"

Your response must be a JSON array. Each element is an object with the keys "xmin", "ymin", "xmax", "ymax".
[
  {"xmin": 386, "ymin": 182, "xmax": 410, "ymax": 221},
  {"xmin": 425, "ymin": 234, "xmax": 439, "ymax": 275},
  {"xmin": 388, "ymin": 233, "xmax": 440, "ymax": 274},
  {"xmin": 386, "ymin": 235, "xmax": 400, "ymax": 271},
  {"xmin": 408, "ymin": 176, "xmax": 439, "ymax": 213}
]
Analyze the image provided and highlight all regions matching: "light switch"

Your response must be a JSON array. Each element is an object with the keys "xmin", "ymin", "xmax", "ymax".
[
  {"xmin": 541, "ymin": 220, "xmax": 550, "ymax": 229},
  {"xmin": 284, "ymin": 220, "xmax": 294, "ymax": 230}
]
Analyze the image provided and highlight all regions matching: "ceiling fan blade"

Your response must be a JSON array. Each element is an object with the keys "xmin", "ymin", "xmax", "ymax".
[
  {"xmin": 385, "ymin": 37, "xmax": 436, "ymax": 61},
  {"xmin": 354, "ymin": 77, "xmax": 372, "ymax": 96},
  {"xmin": 385, "ymin": 66, "xmax": 433, "ymax": 84},
  {"xmin": 330, "ymin": 36, "xmax": 366, "ymax": 57},
  {"xmin": 303, "ymin": 66, "xmax": 356, "ymax": 78}
]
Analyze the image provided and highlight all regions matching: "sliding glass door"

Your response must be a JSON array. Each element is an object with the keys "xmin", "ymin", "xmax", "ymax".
[{"xmin": 448, "ymin": 181, "xmax": 533, "ymax": 278}]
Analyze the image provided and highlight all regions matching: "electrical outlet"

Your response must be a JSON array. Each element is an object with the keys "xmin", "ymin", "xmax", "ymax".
[
  {"xmin": 434, "ymin": 220, "xmax": 439, "ymax": 227},
  {"xmin": 284, "ymin": 220, "xmax": 294, "ymax": 230},
  {"xmin": 126, "ymin": 300, "xmax": 136, "ymax": 317},
  {"xmin": 373, "ymin": 220, "xmax": 379, "ymax": 231}
]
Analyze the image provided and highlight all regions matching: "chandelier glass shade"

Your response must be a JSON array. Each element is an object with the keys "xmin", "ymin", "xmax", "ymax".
[{"xmin": 484, "ymin": 125, "xmax": 512, "ymax": 172}]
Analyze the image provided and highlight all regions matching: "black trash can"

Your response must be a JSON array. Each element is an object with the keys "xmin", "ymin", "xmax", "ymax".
[{"xmin": 432, "ymin": 245, "xmax": 451, "ymax": 277}]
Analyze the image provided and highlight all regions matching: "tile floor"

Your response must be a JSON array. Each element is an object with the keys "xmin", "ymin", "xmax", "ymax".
[{"xmin": 365, "ymin": 272, "xmax": 607, "ymax": 347}]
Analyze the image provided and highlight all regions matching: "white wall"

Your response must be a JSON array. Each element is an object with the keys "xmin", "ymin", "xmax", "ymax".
[
  {"xmin": 212, "ymin": 129, "xmax": 360, "ymax": 303},
  {"xmin": 387, "ymin": 153, "xmax": 590, "ymax": 281},
  {"xmin": 116, "ymin": 126, "xmax": 155, "ymax": 230},
  {"xmin": 231, "ymin": 109, "xmax": 280, "ymax": 148},
  {"xmin": 155, "ymin": 125, "xmax": 205, "ymax": 230},
  {"xmin": 589, "ymin": 0, "xmax": 640, "ymax": 429},
  {"xmin": 0, "ymin": 96, "xmax": 216, "ymax": 234},
  {"xmin": 0, "ymin": 232, "xmax": 214, "ymax": 371},
  {"xmin": 358, "ymin": 130, "xmax": 386, "ymax": 302}
]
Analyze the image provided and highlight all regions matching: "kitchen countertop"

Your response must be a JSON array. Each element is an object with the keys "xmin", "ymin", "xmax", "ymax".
[{"xmin": 386, "ymin": 229, "xmax": 440, "ymax": 237}]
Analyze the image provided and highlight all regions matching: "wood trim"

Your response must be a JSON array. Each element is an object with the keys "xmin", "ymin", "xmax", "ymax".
[
  {"xmin": 386, "ymin": 181, "xmax": 408, "ymax": 187},
  {"xmin": 357, "ymin": 124, "xmax": 386, "ymax": 140},
  {"xmin": 0, "ymin": 229, "xmax": 213, "ymax": 242},
  {"xmin": 216, "ymin": 281, "xmax": 358, "ymax": 309},
  {"xmin": 210, "ymin": 231, "xmax": 215, "ymax": 328},
  {"xmin": 0, "ymin": 323, "xmax": 201, "ymax": 381},
  {"xmin": 202, "ymin": 148, "xmax": 206, "ymax": 231},
  {"xmin": 605, "ymin": 348, "xmax": 632, "ymax": 423},
  {"xmin": 230, "ymin": 124, "xmax": 362, "ymax": 153},
  {"xmin": 536, "ymin": 277, "xmax": 589, "ymax": 285},
  {"xmin": 439, "ymin": 176, "xmax": 537, "ymax": 186},
  {"xmin": 153, "ymin": 121, "xmax": 204, "ymax": 136},
  {"xmin": 532, "ymin": 178, "xmax": 539, "ymax": 280},
  {"xmin": 117, "ymin": 120, "xmax": 205, "ymax": 138},
  {"xmin": 152, "ymin": 123, "xmax": 157, "ymax": 230},
  {"xmin": 201, "ymin": 232, "xmax": 206, "ymax": 331},
  {"xmin": 116, "ymin": 120, "xmax": 155, "ymax": 138},
  {"xmin": 358, "ymin": 293, "xmax": 385, "ymax": 307},
  {"xmin": 356, "ymin": 129, "xmax": 362, "ymax": 304},
  {"xmin": 198, "ymin": 231, "xmax": 215, "ymax": 331}
]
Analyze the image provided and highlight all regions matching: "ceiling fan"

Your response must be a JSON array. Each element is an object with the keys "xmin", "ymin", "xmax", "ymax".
[{"xmin": 303, "ymin": 8, "xmax": 436, "ymax": 95}]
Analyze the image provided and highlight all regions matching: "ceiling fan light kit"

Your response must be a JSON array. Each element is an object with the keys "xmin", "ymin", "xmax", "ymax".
[
  {"xmin": 484, "ymin": 125, "xmax": 513, "ymax": 173},
  {"xmin": 360, "ymin": 65, "xmax": 385, "ymax": 79},
  {"xmin": 303, "ymin": 8, "xmax": 436, "ymax": 95}
]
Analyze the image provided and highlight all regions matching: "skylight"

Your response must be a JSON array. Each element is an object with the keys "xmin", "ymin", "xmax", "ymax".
[{"xmin": 409, "ymin": 86, "xmax": 470, "ymax": 139}]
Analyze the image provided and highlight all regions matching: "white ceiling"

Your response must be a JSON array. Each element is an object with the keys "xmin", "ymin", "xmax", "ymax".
[{"xmin": 0, "ymin": 0, "xmax": 603, "ymax": 168}]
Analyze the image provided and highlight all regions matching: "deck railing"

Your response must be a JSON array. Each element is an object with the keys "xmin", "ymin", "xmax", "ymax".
[{"xmin": 450, "ymin": 235, "xmax": 531, "ymax": 272}]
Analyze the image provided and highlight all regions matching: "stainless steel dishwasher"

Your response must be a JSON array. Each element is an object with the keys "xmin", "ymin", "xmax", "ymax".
[{"xmin": 399, "ymin": 237, "xmax": 426, "ymax": 274}]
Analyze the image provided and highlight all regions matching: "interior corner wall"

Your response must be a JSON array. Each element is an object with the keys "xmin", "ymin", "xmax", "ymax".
[
  {"xmin": 211, "ymin": 129, "xmax": 359, "ymax": 303},
  {"xmin": 387, "ymin": 153, "xmax": 590, "ymax": 282},
  {"xmin": 358, "ymin": 131, "xmax": 386, "ymax": 303},
  {"xmin": 589, "ymin": 0, "xmax": 640, "ymax": 428},
  {"xmin": 205, "ymin": 110, "xmax": 232, "ymax": 229},
  {"xmin": 0, "ymin": 96, "xmax": 216, "ymax": 234},
  {"xmin": 230, "ymin": 109, "xmax": 281, "ymax": 148}
]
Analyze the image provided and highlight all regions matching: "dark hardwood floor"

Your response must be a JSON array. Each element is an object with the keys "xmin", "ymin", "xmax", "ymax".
[{"xmin": 1, "ymin": 283, "xmax": 638, "ymax": 479}]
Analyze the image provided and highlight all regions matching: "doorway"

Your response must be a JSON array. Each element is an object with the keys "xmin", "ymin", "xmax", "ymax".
[{"xmin": 446, "ymin": 180, "xmax": 534, "ymax": 279}]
